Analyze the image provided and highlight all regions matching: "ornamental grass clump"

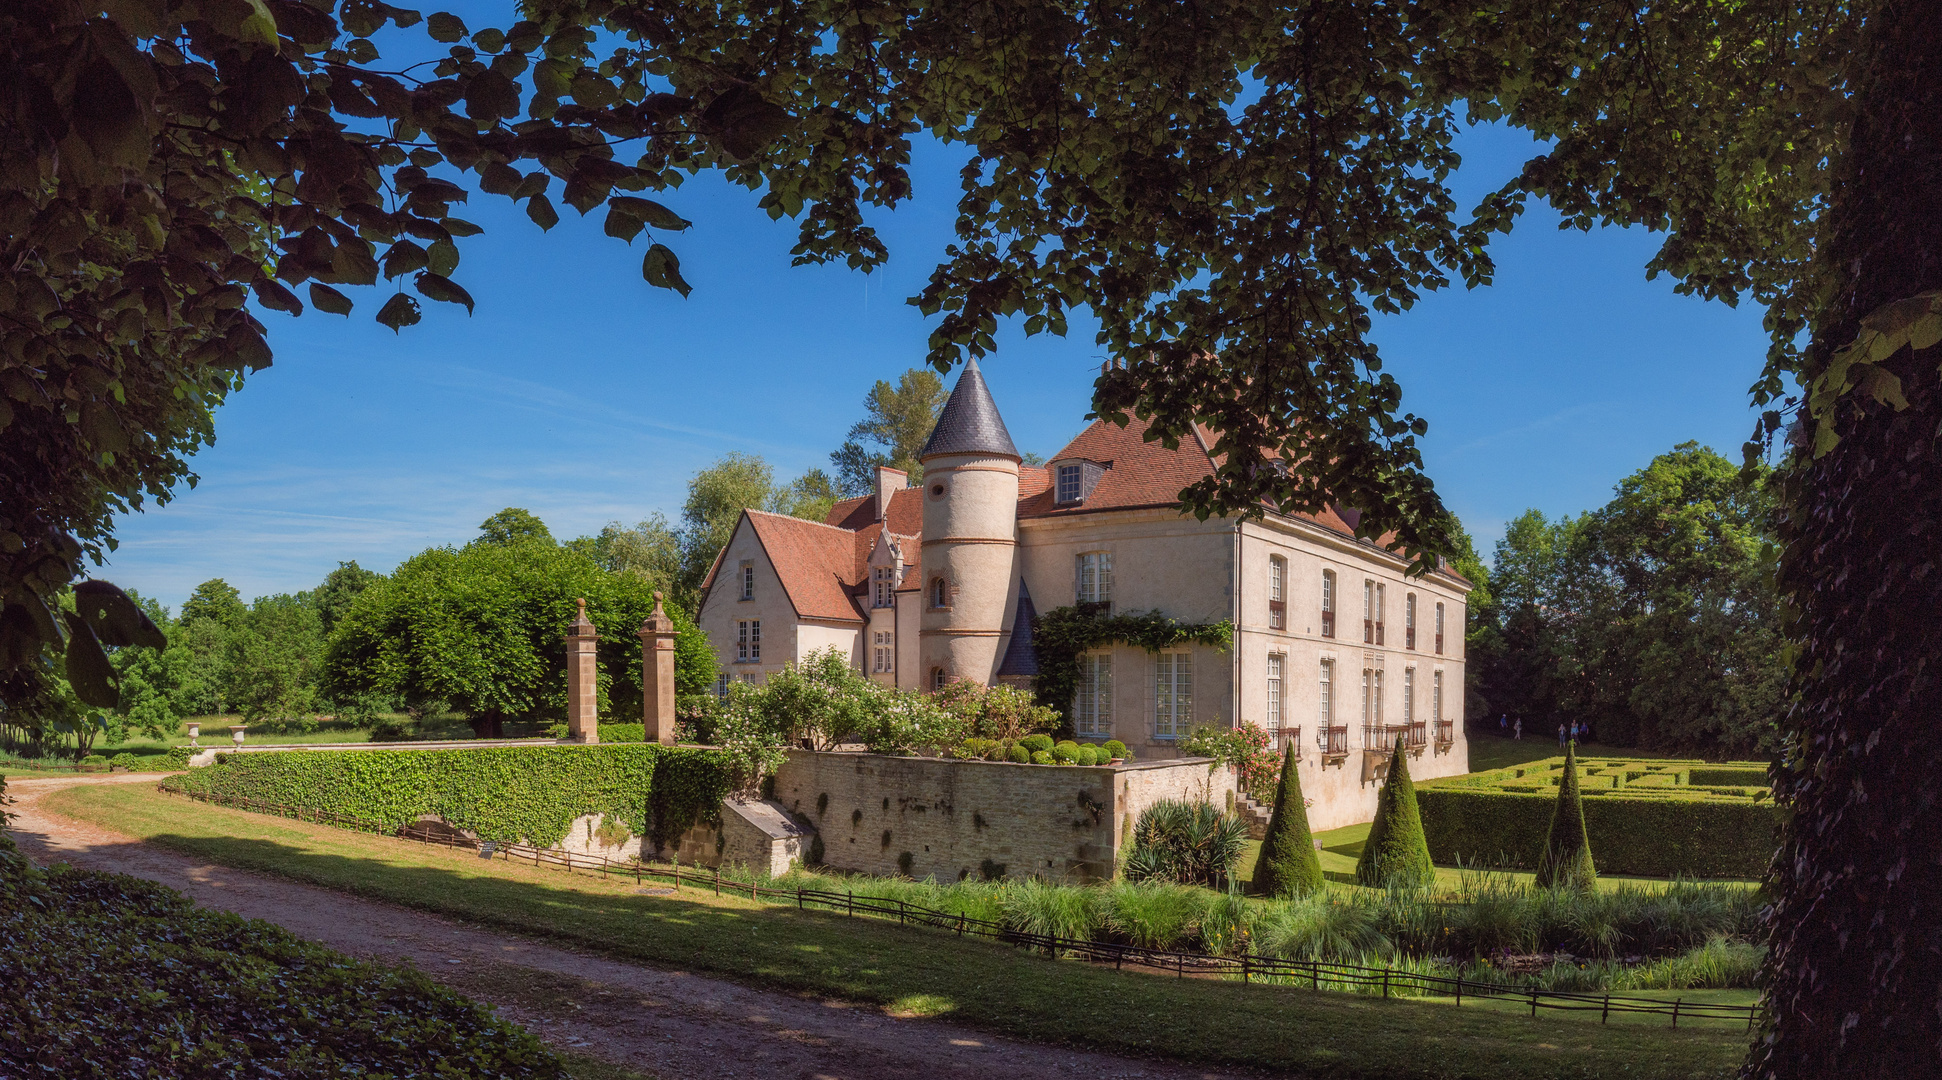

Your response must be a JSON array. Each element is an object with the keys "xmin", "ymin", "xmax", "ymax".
[
  {"xmin": 1535, "ymin": 740, "xmax": 1598, "ymax": 891},
  {"xmin": 1100, "ymin": 880, "xmax": 1208, "ymax": 949},
  {"xmin": 1354, "ymin": 742, "xmax": 1435, "ymax": 889},
  {"xmin": 998, "ymin": 876, "xmax": 1103, "ymax": 944},
  {"xmin": 1250, "ymin": 741, "xmax": 1323, "ymax": 899},
  {"xmin": 1255, "ymin": 893, "xmax": 1393, "ymax": 962}
]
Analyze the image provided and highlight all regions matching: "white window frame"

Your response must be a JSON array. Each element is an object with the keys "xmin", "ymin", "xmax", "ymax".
[
  {"xmin": 734, "ymin": 619, "xmax": 760, "ymax": 663},
  {"xmin": 872, "ymin": 630, "xmax": 893, "ymax": 673},
  {"xmin": 1056, "ymin": 463, "xmax": 1083, "ymax": 503},
  {"xmin": 1077, "ymin": 551, "xmax": 1114, "ymax": 607},
  {"xmin": 740, "ymin": 561, "xmax": 754, "ymax": 601},
  {"xmin": 1319, "ymin": 659, "xmax": 1333, "ymax": 726},
  {"xmin": 1154, "ymin": 649, "xmax": 1192, "ymax": 740},
  {"xmin": 1403, "ymin": 667, "xmax": 1414, "ymax": 725},
  {"xmin": 873, "ymin": 566, "xmax": 895, "ymax": 608},
  {"xmin": 1435, "ymin": 602, "xmax": 1446, "ymax": 654},
  {"xmin": 1321, "ymin": 569, "xmax": 1336, "ymax": 637},
  {"xmin": 1074, "ymin": 652, "xmax": 1115, "ymax": 737},
  {"xmin": 1268, "ymin": 555, "xmax": 1287, "ymax": 630},
  {"xmin": 1433, "ymin": 670, "xmax": 1444, "ymax": 722},
  {"xmin": 1405, "ymin": 593, "xmax": 1416, "ymax": 649},
  {"xmin": 1266, "ymin": 653, "xmax": 1284, "ymax": 728}
]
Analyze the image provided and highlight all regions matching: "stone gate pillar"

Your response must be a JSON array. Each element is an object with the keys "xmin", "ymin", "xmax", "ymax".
[
  {"xmin": 566, "ymin": 598, "xmax": 599, "ymax": 744},
  {"xmin": 638, "ymin": 592, "xmax": 677, "ymax": 745}
]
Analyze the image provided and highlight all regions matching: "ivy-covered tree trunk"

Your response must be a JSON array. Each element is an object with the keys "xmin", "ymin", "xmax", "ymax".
[{"xmin": 1753, "ymin": 3, "xmax": 1942, "ymax": 1076}]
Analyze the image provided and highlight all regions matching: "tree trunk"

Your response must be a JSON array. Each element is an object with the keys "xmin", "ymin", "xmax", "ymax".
[{"xmin": 1752, "ymin": 3, "xmax": 1942, "ymax": 1076}]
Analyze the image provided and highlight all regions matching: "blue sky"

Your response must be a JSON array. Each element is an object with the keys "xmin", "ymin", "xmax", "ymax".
[{"xmin": 101, "ymin": 121, "xmax": 1773, "ymax": 612}]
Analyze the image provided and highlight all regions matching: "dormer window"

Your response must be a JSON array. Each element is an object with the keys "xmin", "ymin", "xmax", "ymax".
[
  {"xmin": 873, "ymin": 566, "xmax": 896, "ymax": 608},
  {"xmin": 739, "ymin": 561, "xmax": 754, "ymax": 601},
  {"xmin": 1051, "ymin": 459, "xmax": 1105, "ymax": 504},
  {"xmin": 1056, "ymin": 464, "xmax": 1083, "ymax": 502}
]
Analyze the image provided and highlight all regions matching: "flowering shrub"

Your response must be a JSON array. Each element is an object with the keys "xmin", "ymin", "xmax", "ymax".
[
  {"xmin": 933, "ymin": 680, "xmax": 1058, "ymax": 741},
  {"xmin": 1181, "ymin": 722, "xmax": 1280, "ymax": 800}
]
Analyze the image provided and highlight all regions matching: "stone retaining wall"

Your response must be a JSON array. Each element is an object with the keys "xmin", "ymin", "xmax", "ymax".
[{"xmin": 770, "ymin": 750, "xmax": 1235, "ymax": 882}]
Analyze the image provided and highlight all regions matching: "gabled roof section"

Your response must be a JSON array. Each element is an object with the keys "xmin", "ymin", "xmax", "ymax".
[
  {"xmin": 826, "ymin": 485, "xmax": 923, "ymax": 535},
  {"xmin": 1019, "ymin": 416, "xmax": 1215, "ymax": 518},
  {"xmin": 920, "ymin": 357, "xmax": 1018, "ymax": 461},
  {"xmin": 743, "ymin": 510, "xmax": 869, "ymax": 623}
]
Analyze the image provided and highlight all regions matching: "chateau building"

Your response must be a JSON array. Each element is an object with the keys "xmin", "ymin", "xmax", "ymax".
[{"xmin": 698, "ymin": 360, "xmax": 1472, "ymax": 828}]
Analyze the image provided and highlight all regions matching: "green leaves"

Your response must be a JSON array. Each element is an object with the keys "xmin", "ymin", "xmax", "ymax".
[
  {"xmin": 642, "ymin": 244, "xmax": 690, "ymax": 296},
  {"xmin": 308, "ymin": 283, "xmax": 353, "ymax": 316},
  {"xmin": 414, "ymin": 272, "xmax": 473, "ymax": 313},
  {"xmin": 375, "ymin": 293, "xmax": 421, "ymax": 332},
  {"xmin": 425, "ymin": 12, "xmax": 467, "ymax": 43},
  {"xmin": 62, "ymin": 610, "xmax": 118, "ymax": 708},
  {"xmin": 72, "ymin": 580, "xmax": 165, "ymax": 650},
  {"xmin": 1805, "ymin": 290, "xmax": 1941, "ymax": 456}
]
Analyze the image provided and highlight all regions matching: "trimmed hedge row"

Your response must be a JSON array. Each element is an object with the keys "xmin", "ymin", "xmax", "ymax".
[
  {"xmin": 1415, "ymin": 787, "xmax": 1779, "ymax": 878},
  {"xmin": 1, "ymin": 839, "xmax": 560, "ymax": 1078},
  {"xmin": 1689, "ymin": 766, "xmax": 1770, "ymax": 787},
  {"xmin": 162, "ymin": 743, "xmax": 734, "ymax": 850}
]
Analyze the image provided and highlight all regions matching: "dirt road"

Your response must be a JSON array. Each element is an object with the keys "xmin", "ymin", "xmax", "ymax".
[{"xmin": 7, "ymin": 775, "xmax": 1252, "ymax": 1080}]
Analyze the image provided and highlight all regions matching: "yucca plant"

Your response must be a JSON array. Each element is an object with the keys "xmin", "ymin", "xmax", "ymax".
[{"xmin": 1122, "ymin": 799, "xmax": 1250, "ymax": 888}]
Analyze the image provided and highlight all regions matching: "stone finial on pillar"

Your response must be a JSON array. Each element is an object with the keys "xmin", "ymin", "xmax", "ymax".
[
  {"xmin": 566, "ymin": 597, "xmax": 600, "ymax": 744},
  {"xmin": 638, "ymin": 591, "xmax": 678, "ymax": 745}
]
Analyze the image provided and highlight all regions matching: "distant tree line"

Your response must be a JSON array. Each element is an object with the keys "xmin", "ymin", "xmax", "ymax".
[{"xmin": 1466, "ymin": 443, "xmax": 1785, "ymax": 759}]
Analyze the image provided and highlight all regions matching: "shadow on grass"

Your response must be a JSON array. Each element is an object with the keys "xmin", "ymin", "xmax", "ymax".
[{"xmin": 35, "ymin": 783, "xmax": 1757, "ymax": 1080}]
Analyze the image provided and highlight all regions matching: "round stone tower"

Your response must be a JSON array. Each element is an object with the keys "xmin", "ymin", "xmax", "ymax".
[{"xmin": 918, "ymin": 358, "xmax": 1020, "ymax": 689}]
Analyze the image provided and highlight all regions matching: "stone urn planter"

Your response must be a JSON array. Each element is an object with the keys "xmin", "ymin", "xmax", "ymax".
[
  {"xmin": 186, "ymin": 720, "xmax": 201, "ymax": 747},
  {"xmin": 229, "ymin": 725, "xmax": 248, "ymax": 747}
]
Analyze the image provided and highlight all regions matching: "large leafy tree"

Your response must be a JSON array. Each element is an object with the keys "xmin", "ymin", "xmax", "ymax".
[
  {"xmin": 1477, "ymin": 445, "xmax": 1786, "ymax": 757},
  {"xmin": 4, "ymin": 1, "xmax": 1933, "ymax": 1071},
  {"xmin": 829, "ymin": 367, "xmax": 946, "ymax": 495},
  {"xmin": 322, "ymin": 531, "xmax": 715, "ymax": 737}
]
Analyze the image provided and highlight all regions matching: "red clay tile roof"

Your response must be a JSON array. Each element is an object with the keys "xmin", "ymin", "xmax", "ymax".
[
  {"xmin": 825, "ymin": 485, "xmax": 923, "ymax": 535},
  {"xmin": 1019, "ymin": 416, "xmax": 1217, "ymax": 519},
  {"xmin": 1020, "ymin": 417, "xmax": 1468, "ymax": 587},
  {"xmin": 743, "ymin": 510, "xmax": 869, "ymax": 623}
]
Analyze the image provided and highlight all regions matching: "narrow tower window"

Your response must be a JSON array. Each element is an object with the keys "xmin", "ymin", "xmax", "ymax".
[{"xmin": 1268, "ymin": 555, "xmax": 1287, "ymax": 630}]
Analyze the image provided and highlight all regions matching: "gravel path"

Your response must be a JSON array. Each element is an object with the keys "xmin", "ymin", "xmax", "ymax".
[{"xmin": 8, "ymin": 775, "xmax": 1253, "ymax": 1080}]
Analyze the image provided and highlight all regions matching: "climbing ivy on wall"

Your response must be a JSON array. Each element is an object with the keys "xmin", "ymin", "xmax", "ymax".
[
  {"xmin": 1033, "ymin": 603, "xmax": 1233, "ymax": 733},
  {"xmin": 161, "ymin": 744, "xmax": 735, "ymax": 852}
]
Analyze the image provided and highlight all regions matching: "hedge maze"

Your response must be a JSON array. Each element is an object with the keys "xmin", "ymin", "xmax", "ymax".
[{"xmin": 1416, "ymin": 756, "xmax": 1777, "ymax": 878}]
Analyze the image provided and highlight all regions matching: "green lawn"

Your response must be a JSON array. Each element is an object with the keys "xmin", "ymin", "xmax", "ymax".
[{"xmin": 46, "ymin": 783, "xmax": 1752, "ymax": 1079}]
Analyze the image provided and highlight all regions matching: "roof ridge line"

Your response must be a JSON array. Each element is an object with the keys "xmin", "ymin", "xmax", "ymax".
[{"xmin": 745, "ymin": 508, "xmax": 863, "ymax": 534}]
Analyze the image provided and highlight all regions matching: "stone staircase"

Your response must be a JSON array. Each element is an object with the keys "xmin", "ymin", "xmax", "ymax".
[{"xmin": 1234, "ymin": 792, "xmax": 1273, "ymax": 840}]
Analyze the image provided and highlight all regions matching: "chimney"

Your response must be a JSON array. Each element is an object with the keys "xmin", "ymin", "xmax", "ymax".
[{"xmin": 874, "ymin": 465, "xmax": 908, "ymax": 522}]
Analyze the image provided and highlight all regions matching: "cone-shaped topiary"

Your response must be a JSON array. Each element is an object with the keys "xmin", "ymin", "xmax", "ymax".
[
  {"xmin": 1354, "ymin": 741, "xmax": 1436, "ymax": 889},
  {"xmin": 1251, "ymin": 740, "xmax": 1324, "ymax": 898},
  {"xmin": 1535, "ymin": 739, "xmax": 1598, "ymax": 891}
]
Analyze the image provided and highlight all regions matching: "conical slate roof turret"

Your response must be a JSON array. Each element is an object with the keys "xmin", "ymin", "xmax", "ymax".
[
  {"xmin": 920, "ymin": 357, "xmax": 1018, "ymax": 461},
  {"xmin": 996, "ymin": 580, "xmax": 1040, "ymax": 677}
]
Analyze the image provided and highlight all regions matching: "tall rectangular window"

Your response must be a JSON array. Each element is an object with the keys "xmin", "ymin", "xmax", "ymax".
[
  {"xmin": 1321, "ymin": 570, "xmax": 1336, "ymax": 637},
  {"xmin": 872, "ymin": 631, "xmax": 893, "ymax": 673},
  {"xmin": 1374, "ymin": 583, "xmax": 1386, "ymax": 645},
  {"xmin": 1363, "ymin": 580, "xmax": 1375, "ymax": 643},
  {"xmin": 1405, "ymin": 594, "xmax": 1417, "ymax": 650},
  {"xmin": 1077, "ymin": 551, "xmax": 1114, "ymax": 606},
  {"xmin": 1403, "ymin": 667, "xmax": 1414, "ymax": 724},
  {"xmin": 1266, "ymin": 654, "xmax": 1284, "ymax": 728},
  {"xmin": 1319, "ymin": 659, "xmax": 1333, "ymax": 727},
  {"xmin": 736, "ymin": 620, "xmax": 762, "ymax": 663},
  {"xmin": 1361, "ymin": 668, "xmax": 1373, "ymax": 724},
  {"xmin": 740, "ymin": 561, "xmax": 754, "ymax": 600},
  {"xmin": 1154, "ymin": 651, "xmax": 1193, "ymax": 739},
  {"xmin": 873, "ymin": 567, "xmax": 895, "ymax": 607},
  {"xmin": 1433, "ymin": 670, "xmax": 1443, "ymax": 722},
  {"xmin": 1435, "ymin": 603, "xmax": 1446, "ymax": 654},
  {"xmin": 1056, "ymin": 463, "xmax": 1083, "ymax": 502},
  {"xmin": 1268, "ymin": 555, "xmax": 1287, "ymax": 630},
  {"xmin": 1074, "ymin": 653, "xmax": 1114, "ymax": 737}
]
